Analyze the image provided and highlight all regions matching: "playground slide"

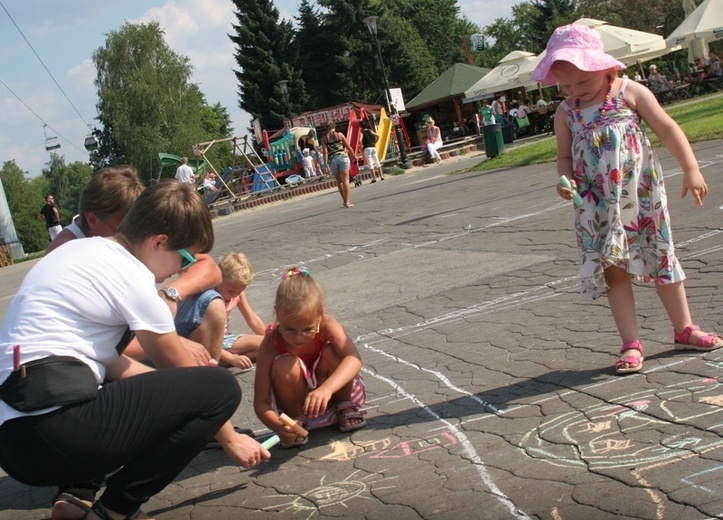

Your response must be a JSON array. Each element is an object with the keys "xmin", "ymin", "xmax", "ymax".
[{"xmin": 375, "ymin": 107, "xmax": 392, "ymax": 162}]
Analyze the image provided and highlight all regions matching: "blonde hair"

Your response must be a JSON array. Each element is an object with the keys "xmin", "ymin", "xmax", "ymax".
[
  {"xmin": 218, "ymin": 252, "xmax": 254, "ymax": 285},
  {"xmin": 274, "ymin": 268, "xmax": 324, "ymax": 322},
  {"xmin": 426, "ymin": 118, "xmax": 435, "ymax": 125}
]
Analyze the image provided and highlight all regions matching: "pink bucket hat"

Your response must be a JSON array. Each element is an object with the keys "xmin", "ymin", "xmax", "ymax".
[{"xmin": 531, "ymin": 24, "xmax": 625, "ymax": 85}]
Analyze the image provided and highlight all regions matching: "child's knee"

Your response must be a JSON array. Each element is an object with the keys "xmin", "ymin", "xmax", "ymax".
[
  {"xmin": 317, "ymin": 344, "xmax": 342, "ymax": 373},
  {"xmin": 271, "ymin": 355, "xmax": 304, "ymax": 384}
]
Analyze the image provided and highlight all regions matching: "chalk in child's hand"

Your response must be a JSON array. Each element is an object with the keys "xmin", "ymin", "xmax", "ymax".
[
  {"xmin": 279, "ymin": 413, "xmax": 309, "ymax": 437},
  {"xmin": 559, "ymin": 176, "xmax": 584, "ymax": 207},
  {"xmin": 261, "ymin": 434, "xmax": 280, "ymax": 449}
]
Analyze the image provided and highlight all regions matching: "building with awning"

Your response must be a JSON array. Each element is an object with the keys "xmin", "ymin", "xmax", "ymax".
[{"xmin": 405, "ymin": 63, "xmax": 491, "ymax": 144}]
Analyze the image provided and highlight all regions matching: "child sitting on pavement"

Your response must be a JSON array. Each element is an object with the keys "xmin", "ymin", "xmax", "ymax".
[
  {"xmin": 254, "ymin": 267, "xmax": 366, "ymax": 448},
  {"xmin": 215, "ymin": 252, "xmax": 266, "ymax": 369},
  {"xmin": 169, "ymin": 252, "xmax": 265, "ymax": 368}
]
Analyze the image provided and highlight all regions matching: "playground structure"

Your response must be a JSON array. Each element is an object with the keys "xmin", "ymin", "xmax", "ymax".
[
  {"xmin": 157, "ymin": 134, "xmax": 283, "ymax": 206},
  {"xmin": 262, "ymin": 105, "xmax": 396, "ymax": 183}
]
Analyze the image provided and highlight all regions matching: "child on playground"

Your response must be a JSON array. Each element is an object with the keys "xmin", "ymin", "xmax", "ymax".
[
  {"xmin": 216, "ymin": 252, "xmax": 266, "ymax": 370},
  {"xmin": 253, "ymin": 267, "xmax": 366, "ymax": 447},
  {"xmin": 301, "ymin": 148, "xmax": 318, "ymax": 180},
  {"xmin": 531, "ymin": 24, "xmax": 722, "ymax": 375}
]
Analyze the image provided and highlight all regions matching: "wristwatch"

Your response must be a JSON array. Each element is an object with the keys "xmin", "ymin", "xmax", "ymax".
[{"xmin": 161, "ymin": 286, "xmax": 182, "ymax": 302}]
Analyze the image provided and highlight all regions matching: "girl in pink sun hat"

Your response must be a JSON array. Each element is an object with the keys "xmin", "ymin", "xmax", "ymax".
[{"xmin": 532, "ymin": 24, "xmax": 721, "ymax": 375}]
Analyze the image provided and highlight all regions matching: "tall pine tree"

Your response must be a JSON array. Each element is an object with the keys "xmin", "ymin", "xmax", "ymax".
[{"xmin": 230, "ymin": 0, "xmax": 299, "ymax": 131}]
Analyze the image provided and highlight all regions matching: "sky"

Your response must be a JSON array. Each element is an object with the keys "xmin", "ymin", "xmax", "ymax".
[{"xmin": 0, "ymin": 0, "xmax": 520, "ymax": 177}]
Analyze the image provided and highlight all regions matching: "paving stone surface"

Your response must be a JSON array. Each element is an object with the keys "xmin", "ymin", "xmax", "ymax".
[{"xmin": 1, "ymin": 139, "xmax": 723, "ymax": 519}]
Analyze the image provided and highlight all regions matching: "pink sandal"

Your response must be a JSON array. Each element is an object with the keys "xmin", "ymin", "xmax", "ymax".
[
  {"xmin": 674, "ymin": 324, "xmax": 723, "ymax": 351},
  {"xmin": 615, "ymin": 341, "xmax": 644, "ymax": 374}
]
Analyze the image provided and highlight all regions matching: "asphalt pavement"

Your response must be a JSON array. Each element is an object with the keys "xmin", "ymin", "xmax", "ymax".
[{"xmin": 2, "ymin": 138, "xmax": 723, "ymax": 519}]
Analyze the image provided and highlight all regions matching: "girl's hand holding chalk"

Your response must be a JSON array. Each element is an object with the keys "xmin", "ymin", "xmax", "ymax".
[
  {"xmin": 279, "ymin": 413, "xmax": 309, "ymax": 437},
  {"xmin": 559, "ymin": 176, "xmax": 583, "ymax": 207}
]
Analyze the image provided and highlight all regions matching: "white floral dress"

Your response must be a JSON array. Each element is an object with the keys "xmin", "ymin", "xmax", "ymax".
[{"xmin": 564, "ymin": 78, "xmax": 685, "ymax": 301}]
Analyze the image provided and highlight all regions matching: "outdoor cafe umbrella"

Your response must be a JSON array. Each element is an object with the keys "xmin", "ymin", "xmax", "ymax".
[
  {"xmin": 667, "ymin": 0, "xmax": 722, "ymax": 61},
  {"xmin": 463, "ymin": 50, "xmax": 541, "ymax": 102},
  {"xmin": 518, "ymin": 19, "xmax": 673, "ymax": 83}
]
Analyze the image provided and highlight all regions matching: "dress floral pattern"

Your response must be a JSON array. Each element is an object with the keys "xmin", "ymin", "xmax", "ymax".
[{"xmin": 564, "ymin": 79, "xmax": 685, "ymax": 301}]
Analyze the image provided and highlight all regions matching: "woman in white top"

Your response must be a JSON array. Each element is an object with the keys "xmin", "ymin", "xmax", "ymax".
[{"xmin": 425, "ymin": 118, "xmax": 443, "ymax": 163}]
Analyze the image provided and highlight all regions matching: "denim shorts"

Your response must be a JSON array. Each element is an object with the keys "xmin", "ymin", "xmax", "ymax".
[
  {"xmin": 329, "ymin": 154, "xmax": 350, "ymax": 176},
  {"xmin": 174, "ymin": 289, "xmax": 223, "ymax": 337}
]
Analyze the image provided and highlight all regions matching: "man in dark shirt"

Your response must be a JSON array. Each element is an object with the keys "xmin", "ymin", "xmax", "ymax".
[{"xmin": 37, "ymin": 194, "xmax": 62, "ymax": 240}]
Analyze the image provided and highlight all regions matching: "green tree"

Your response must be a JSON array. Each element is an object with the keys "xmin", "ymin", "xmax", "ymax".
[
  {"xmin": 1, "ymin": 161, "xmax": 49, "ymax": 253},
  {"xmin": 294, "ymin": 0, "xmax": 328, "ymax": 110},
  {"xmin": 305, "ymin": 1, "xmax": 436, "ymax": 108},
  {"xmin": 528, "ymin": 0, "xmax": 577, "ymax": 53},
  {"xmin": 40, "ymin": 154, "xmax": 93, "ymax": 225},
  {"xmin": 574, "ymin": 0, "xmax": 683, "ymax": 36},
  {"xmin": 230, "ymin": 0, "xmax": 299, "ymax": 131},
  {"xmin": 386, "ymin": 0, "xmax": 467, "ymax": 71},
  {"xmin": 91, "ymin": 21, "xmax": 212, "ymax": 184}
]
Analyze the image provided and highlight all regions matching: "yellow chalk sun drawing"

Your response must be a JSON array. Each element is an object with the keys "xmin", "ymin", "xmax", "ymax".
[{"xmin": 261, "ymin": 470, "xmax": 398, "ymax": 519}]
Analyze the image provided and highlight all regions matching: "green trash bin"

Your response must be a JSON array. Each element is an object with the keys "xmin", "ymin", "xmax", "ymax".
[
  {"xmin": 483, "ymin": 123, "xmax": 504, "ymax": 158},
  {"xmin": 501, "ymin": 123, "xmax": 515, "ymax": 144}
]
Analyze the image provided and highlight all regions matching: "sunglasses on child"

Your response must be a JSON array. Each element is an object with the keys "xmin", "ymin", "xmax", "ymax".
[{"xmin": 178, "ymin": 248, "xmax": 197, "ymax": 270}]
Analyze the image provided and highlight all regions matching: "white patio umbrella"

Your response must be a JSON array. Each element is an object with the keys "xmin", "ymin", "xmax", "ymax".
[
  {"xmin": 667, "ymin": 0, "xmax": 722, "ymax": 61},
  {"xmin": 463, "ymin": 50, "xmax": 541, "ymax": 102},
  {"xmin": 518, "ymin": 19, "xmax": 674, "ymax": 83}
]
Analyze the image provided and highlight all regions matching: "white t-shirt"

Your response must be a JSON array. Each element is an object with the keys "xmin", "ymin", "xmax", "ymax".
[
  {"xmin": 302, "ymin": 155, "xmax": 315, "ymax": 172},
  {"xmin": 65, "ymin": 215, "xmax": 85, "ymax": 239},
  {"xmin": 0, "ymin": 237, "xmax": 175, "ymax": 425},
  {"xmin": 175, "ymin": 164, "xmax": 195, "ymax": 184}
]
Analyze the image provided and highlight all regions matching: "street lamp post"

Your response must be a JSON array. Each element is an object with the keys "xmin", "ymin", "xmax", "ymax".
[
  {"xmin": 277, "ymin": 79, "xmax": 292, "ymax": 126},
  {"xmin": 362, "ymin": 16, "xmax": 410, "ymax": 169}
]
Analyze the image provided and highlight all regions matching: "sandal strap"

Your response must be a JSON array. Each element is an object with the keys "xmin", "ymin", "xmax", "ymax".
[
  {"xmin": 91, "ymin": 501, "xmax": 140, "ymax": 520},
  {"xmin": 619, "ymin": 340, "xmax": 643, "ymax": 355}
]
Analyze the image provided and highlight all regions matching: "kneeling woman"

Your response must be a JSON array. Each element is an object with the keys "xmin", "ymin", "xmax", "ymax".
[{"xmin": 0, "ymin": 180, "xmax": 268, "ymax": 520}]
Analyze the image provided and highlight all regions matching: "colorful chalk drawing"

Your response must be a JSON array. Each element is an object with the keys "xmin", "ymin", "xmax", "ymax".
[
  {"xmin": 518, "ymin": 374, "xmax": 723, "ymax": 470},
  {"xmin": 319, "ymin": 431, "xmax": 458, "ymax": 462},
  {"xmin": 261, "ymin": 470, "xmax": 397, "ymax": 519}
]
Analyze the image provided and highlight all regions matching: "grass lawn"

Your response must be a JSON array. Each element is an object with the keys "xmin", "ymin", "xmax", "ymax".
[{"xmin": 466, "ymin": 92, "xmax": 723, "ymax": 173}]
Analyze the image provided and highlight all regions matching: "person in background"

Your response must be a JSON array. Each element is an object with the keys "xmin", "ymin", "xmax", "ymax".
[
  {"xmin": 304, "ymin": 129, "xmax": 325, "ymax": 178},
  {"xmin": 647, "ymin": 64, "xmax": 670, "ymax": 94},
  {"xmin": 480, "ymin": 99, "xmax": 495, "ymax": 125},
  {"xmin": 705, "ymin": 51, "xmax": 721, "ymax": 77},
  {"xmin": 202, "ymin": 172, "xmax": 220, "ymax": 194},
  {"xmin": 360, "ymin": 119, "xmax": 384, "ymax": 183},
  {"xmin": 321, "ymin": 120, "xmax": 357, "ymax": 208},
  {"xmin": 491, "ymin": 96, "xmax": 505, "ymax": 123},
  {"xmin": 534, "ymin": 96, "xmax": 548, "ymax": 110},
  {"xmin": 174, "ymin": 157, "xmax": 197, "ymax": 185},
  {"xmin": 37, "ymin": 194, "xmax": 62, "ymax": 241},
  {"xmin": 301, "ymin": 149, "xmax": 317, "ymax": 180},
  {"xmin": 424, "ymin": 118, "xmax": 443, "ymax": 164},
  {"xmin": 532, "ymin": 23, "xmax": 722, "ymax": 376},
  {"xmin": 47, "ymin": 166, "xmax": 144, "ymax": 254}
]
